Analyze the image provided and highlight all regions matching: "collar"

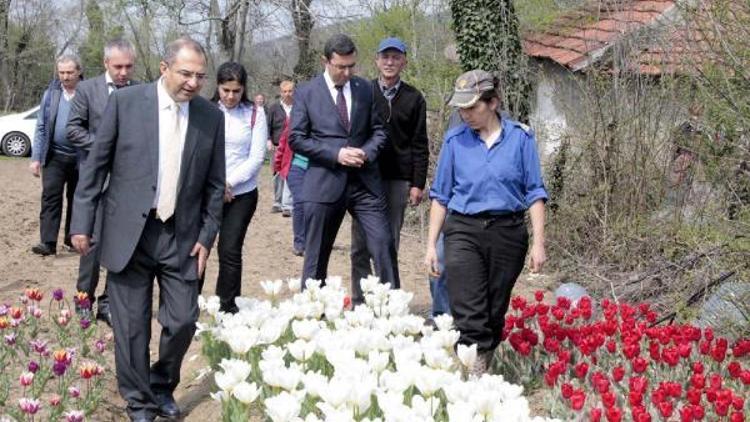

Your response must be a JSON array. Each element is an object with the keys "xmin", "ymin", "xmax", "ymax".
[
  {"xmin": 105, "ymin": 72, "xmax": 130, "ymax": 88},
  {"xmin": 218, "ymin": 101, "xmax": 248, "ymax": 114},
  {"xmin": 157, "ymin": 77, "xmax": 187, "ymax": 111},
  {"xmin": 323, "ymin": 70, "xmax": 349, "ymax": 91},
  {"xmin": 378, "ymin": 76, "xmax": 401, "ymax": 92}
]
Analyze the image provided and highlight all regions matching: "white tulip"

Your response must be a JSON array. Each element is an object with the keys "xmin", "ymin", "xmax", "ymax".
[
  {"xmin": 302, "ymin": 371, "xmax": 327, "ymax": 398},
  {"xmin": 319, "ymin": 377, "xmax": 349, "ymax": 408},
  {"xmin": 222, "ymin": 325, "xmax": 259, "ymax": 354},
  {"xmin": 214, "ymin": 358, "xmax": 252, "ymax": 392},
  {"xmin": 198, "ymin": 296, "xmax": 221, "ymax": 316},
  {"xmin": 288, "ymin": 339, "xmax": 316, "ymax": 361},
  {"xmin": 423, "ymin": 347, "xmax": 454, "ymax": 371},
  {"xmin": 368, "ymin": 350, "xmax": 389, "ymax": 373},
  {"xmin": 433, "ymin": 314, "xmax": 454, "ymax": 331},
  {"xmin": 231, "ymin": 381, "xmax": 260, "ymax": 404},
  {"xmin": 260, "ymin": 279, "xmax": 284, "ymax": 298},
  {"xmin": 447, "ymin": 401, "xmax": 477, "ymax": 422},
  {"xmin": 457, "ymin": 343, "xmax": 478, "ymax": 369},
  {"xmin": 287, "ymin": 278, "xmax": 302, "ymax": 293},
  {"xmin": 264, "ymin": 391, "xmax": 301, "ymax": 422},
  {"xmin": 411, "ymin": 394, "xmax": 440, "ymax": 418},
  {"xmin": 262, "ymin": 345, "xmax": 286, "ymax": 361},
  {"xmin": 292, "ymin": 319, "xmax": 320, "ymax": 340},
  {"xmin": 316, "ymin": 402, "xmax": 353, "ymax": 422},
  {"xmin": 259, "ymin": 319, "xmax": 285, "ymax": 344}
]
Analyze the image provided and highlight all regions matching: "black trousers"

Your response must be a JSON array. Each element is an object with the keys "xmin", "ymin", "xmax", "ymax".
[
  {"xmin": 302, "ymin": 177, "xmax": 400, "ymax": 289},
  {"xmin": 40, "ymin": 152, "xmax": 78, "ymax": 246},
  {"xmin": 107, "ymin": 213, "xmax": 199, "ymax": 419},
  {"xmin": 76, "ymin": 202, "xmax": 106, "ymax": 308},
  {"xmin": 444, "ymin": 212, "xmax": 528, "ymax": 352},
  {"xmin": 215, "ymin": 189, "xmax": 258, "ymax": 312}
]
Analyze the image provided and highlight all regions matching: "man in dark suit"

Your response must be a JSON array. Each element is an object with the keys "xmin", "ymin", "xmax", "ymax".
[
  {"xmin": 67, "ymin": 38, "xmax": 138, "ymax": 326},
  {"xmin": 71, "ymin": 37, "xmax": 224, "ymax": 422},
  {"xmin": 289, "ymin": 34, "xmax": 399, "ymax": 289}
]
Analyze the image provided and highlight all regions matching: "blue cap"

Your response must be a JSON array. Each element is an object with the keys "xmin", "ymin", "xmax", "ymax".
[{"xmin": 377, "ymin": 37, "xmax": 407, "ymax": 54}]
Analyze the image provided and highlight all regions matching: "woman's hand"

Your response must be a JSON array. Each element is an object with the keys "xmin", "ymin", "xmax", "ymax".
[
  {"xmin": 424, "ymin": 246, "xmax": 440, "ymax": 277},
  {"xmin": 223, "ymin": 184, "xmax": 234, "ymax": 203},
  {"xmin": 529, "ymin": 241, "xmax": 546, "ymax": 273}
]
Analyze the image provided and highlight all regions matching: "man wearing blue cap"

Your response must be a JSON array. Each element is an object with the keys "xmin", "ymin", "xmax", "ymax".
[{"xmin": 350, "ymin": 37, "xmax": 429, "ymax": 304}]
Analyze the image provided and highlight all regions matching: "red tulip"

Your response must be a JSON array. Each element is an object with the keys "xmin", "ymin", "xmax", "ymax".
[
  {"xmin": 575, "ymin": 361, "xmax": 589, "ymax": 379},
  {"xmin": 590, "ymin": 408, "xmax": 602, "ymax": 422},
  {"xmin": 658, "ymin": 400, "xmax": 674, "ymax": 418},
  {"xmin": 534, "ymin": 290, "xmax": 544, "ymax": 302},
  {"xmin": 632, "ymin": 357, "xmax": 648, "ymax": 373},
  {"xmin": 561, "ymin": 382, "xmax": 573, "ymax": 399},
  {"xmin": 612, "ymin": 366, "xmax": 624, "ymax": 382},
  {"xmin": 570, "ymin": 390, "xmax": 586, "ymax": 411},
  {"xmin": 605, "ymin": 407, "xmax": 622, "ymax": 422},
  {"xmin": 730, "ymin": 412, "xmax": 745, "ymax": 422}
]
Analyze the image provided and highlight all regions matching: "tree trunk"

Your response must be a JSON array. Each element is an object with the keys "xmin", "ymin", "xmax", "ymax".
[
  {"xmin": 233, "ymin": 0, "xmax": 250, "ymax": 61},
  {"xmin": 292, "ymin": 0, "xmax": 316, "ymax": 80},
  {"xmin": 0, "ymin": 0, "xmax": 12, "ymax": 111}
]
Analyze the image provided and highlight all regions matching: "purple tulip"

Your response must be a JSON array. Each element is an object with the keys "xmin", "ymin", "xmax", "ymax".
[
  {"xmin": 53, "ymin": 361, "xmax": 68, "ymax": 376},
  {"xmin": 30, "ymin": 339, "xmax": 48, "ymax": 355},
  {"xmin": 4, "ymin": 333, "xmax": 16, "ymax": 346},
  {"xmin": 53, "ymin": 289, "xmax": 64, "ymax": 301},
  {"xmin": 79, "ymin": 318, "xmax": 91, "ymax": 330},
  {"xmin": 28, "ymin": 360, "xmax": 39, "ymax": 373},
  {"xmin": 95, "ymin": 339, "xmax": 106, "ymax": 353},
  {"xmin": 68, "ymin": 386, "xmax": 80, "ymax": 398}
]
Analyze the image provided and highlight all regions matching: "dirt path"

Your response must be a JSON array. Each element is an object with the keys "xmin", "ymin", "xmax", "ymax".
[{"xmin": 0, "ymin": 156, "xmax": 550, "ymax": 420}]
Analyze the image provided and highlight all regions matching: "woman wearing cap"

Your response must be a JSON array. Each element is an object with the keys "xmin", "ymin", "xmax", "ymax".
[{"xmin": 424, "ymin": 69, "xmax": 548, "ymax": 374}]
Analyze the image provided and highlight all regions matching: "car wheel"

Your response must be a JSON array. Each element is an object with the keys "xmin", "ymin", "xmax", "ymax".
[{"xmin": 2, "ymin": 132, "xmax": 31, "ymax": 157}]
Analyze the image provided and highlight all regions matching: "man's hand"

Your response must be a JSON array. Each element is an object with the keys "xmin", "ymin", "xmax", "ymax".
[
  {"xmin": 191, "ymin": 242, "xmax": 209, "ymax": 278},
  {"xmin": 266, "ymin": 140, "xmax": 274, "ymax": 152},
  {"xmin": 29, "ymin": 161, "xmax": 41, "ymax": 178},
  {"xmin": 71, "ymin": 234, "xmax": 91, "ymax": 256},
  {"xmin": 529, "ymin": 241, "xmax": 546, "ymax": 273},
  {"xmin": 337, "ymin": 147, "xmax": 366, "ymax": 167},
  {"xmin": 409, "ymin": 187, "xmax": 424, "ymax": 206}
]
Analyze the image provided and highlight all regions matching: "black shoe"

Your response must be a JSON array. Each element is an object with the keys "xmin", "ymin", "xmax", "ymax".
[
  {"xmin": 270, "ymin": 205, "xmax": 282, "ymax": 213},
  {"xmin": 63, "ymin": 238, "xmax": 74, "ymax": 252},
  {"xmin": 282, "ymin": 209, "xmax": 292, "ymax": 217},
  {"xmin": 127, "ymin": 408, "xmax": 155, "ymax": 422},
  {"xmin": 154, "ymin": 393, "xmax": 180, "ymax": 420},
  {"xmin": 31, "ymin": 243, "xmax": 56, "ymax": 256},
  {"xmin": 95, "ymin": 308, "xmax": 113, "ymax": 328},
  {"xmin": 292, "ymin": 248, "xmax": 304, "ymax": 257}
]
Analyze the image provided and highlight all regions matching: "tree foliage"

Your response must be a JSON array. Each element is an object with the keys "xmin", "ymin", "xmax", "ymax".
[{"xmin": 449, "ymin": 0, "xmax": 531, "ymax": 121}]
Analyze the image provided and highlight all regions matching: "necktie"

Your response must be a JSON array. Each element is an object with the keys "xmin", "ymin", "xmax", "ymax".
[
  {"xmin": 157, "ymin": 102, "xmax": 182, "ymax": 221},
  {"xmin": 335, "ymin": 85, "xmax": 350, "ymax": 131}
]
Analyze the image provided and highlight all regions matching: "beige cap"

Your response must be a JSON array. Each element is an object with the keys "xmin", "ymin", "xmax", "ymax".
[{"xmin": 448, "ymin": 69, "xmax": 495, "ymax": 108}]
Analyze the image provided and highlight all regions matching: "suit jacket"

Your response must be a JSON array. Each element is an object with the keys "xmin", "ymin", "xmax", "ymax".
[
  {"xmin": 71, "ymin": 82, "xmax": 226, "ymax": 280},
  {"xmin": 31, "ymin": 80, "xmax": 64, "ymax": 166},
  {"xmin": 266, "ymin": 102, "xmax": 288, "ymax": 146},
  {"xmin": 66, "ymin": 73, "xmax": 139, "ymax": 161},
  {"xmin": 289, "ymin": 75, "xmax": 386, "ymax": 203}
]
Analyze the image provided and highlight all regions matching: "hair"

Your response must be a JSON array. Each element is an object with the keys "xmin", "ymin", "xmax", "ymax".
[
  {"xmin": 479, "ymin": 76, "xmax": 503, "ymax": 107},
  {"xmin": 279, "ymin": 80, "xmax": 295, "ymax": 90},
  {"xmin": 323, "ymin": 34, "xmax": 357, "ymax": 60},
  {"xmin": 56, "ymin": 54, "xmax": 82, "ymax": 72},
  {"xmin": 210, "ymin": 61, "xmax": 250, "ymax": 105},
  {"xmin": 163, "ymin": 36, "xmax": 206, "ymax": 65},
  {"xmin": 104, "ymin": 38, "xmax": 136, "ymax": 60}
]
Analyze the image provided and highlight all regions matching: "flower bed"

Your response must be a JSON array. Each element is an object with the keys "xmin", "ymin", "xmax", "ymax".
[
  {"xmin": 197, "ymin": 276, "xmax": 557, "ymax": 421},
  {"xmin": 0, "ymin": 289, "xmax": 110, "ymax": 421},
  {"xmin": 496, "ymin": 292, "xmax": 750, "ymax": 421}
]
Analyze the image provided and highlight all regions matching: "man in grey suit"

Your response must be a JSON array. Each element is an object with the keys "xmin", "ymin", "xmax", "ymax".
[
  {"xmin": 290, "ymin": 34, "xmax": 400, "ymax": 289},
  {"xmin": 67, "ymin": 38, "xmax": 138, "ymax": 326},
  {"xmin": 71, "ymin": 37, "xmax": 225, "ymax": 422}
]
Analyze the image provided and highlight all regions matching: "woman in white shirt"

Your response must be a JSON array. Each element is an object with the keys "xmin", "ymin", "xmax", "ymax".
[{"xmin": 211, "ymin": 62, "xmax": 268, "ymax": 313}]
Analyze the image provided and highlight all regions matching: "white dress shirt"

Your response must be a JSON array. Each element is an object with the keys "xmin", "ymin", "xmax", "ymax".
[
  {"xmin": 153, "ymin": 77, "xmax": 189, "ymax": 208},
  {"xmin": 323, "ymin": 70, "xmax": 351, "ymax": 120},
  {"xmin": 282, "ymin": 101, "xmax": 292, "ymax": 116},
  {"xmin": 105, "ymin": 72, "xmax": 131, "ymax": 94},
  {"xmin": 220, "ymin": 101, "xmax": 268, "ymax": 196}
]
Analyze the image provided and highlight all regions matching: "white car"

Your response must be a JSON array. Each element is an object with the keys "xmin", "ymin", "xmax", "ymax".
[{"xmin": 0, "ymin": 106, "xmax": 39, "ymax": 157}]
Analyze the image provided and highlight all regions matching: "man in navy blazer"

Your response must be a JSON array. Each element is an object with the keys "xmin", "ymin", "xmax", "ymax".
[{"xmin": 290, "ymin": 34, "xmax": 400, "ymax": 290}]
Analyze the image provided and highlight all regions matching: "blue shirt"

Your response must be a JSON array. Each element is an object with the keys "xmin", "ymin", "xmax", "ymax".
[{"xmin": 429, "ymin": 118, "xmax": 548, "ymax": 215}]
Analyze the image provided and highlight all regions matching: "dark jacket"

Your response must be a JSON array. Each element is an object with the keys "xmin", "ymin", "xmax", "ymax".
[
  {"xmin": 372, "ymin": 79, "xmax": 429, "ymax": 189},
  {"xmin": 31, "ymin": 79, "xmax": 64, "ymax": 165},
  {"xmin": 289, "ymin": 75, "xmax": 387, "ymax": 203},
  {"xmin": 267, "ymin": 102, "xmax": 288, "ymax": 146},
  {"xmin": 71, "ymin": 82, "xmax": 226, "ymax": 280}
]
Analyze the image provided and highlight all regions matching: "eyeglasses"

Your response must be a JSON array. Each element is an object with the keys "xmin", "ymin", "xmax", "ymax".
[
  {"xmin": 328, "ymin": 62, "xmax": 356, "ymax": 71},
  {"xmin": 172, "ymin": 68, "xmax": 207, "ymax": 82}
]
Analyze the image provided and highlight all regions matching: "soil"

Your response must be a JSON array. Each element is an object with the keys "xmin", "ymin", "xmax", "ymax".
[{"xmin": 0, "ymin": 156, "xmax": 551, "ymax": 420}]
